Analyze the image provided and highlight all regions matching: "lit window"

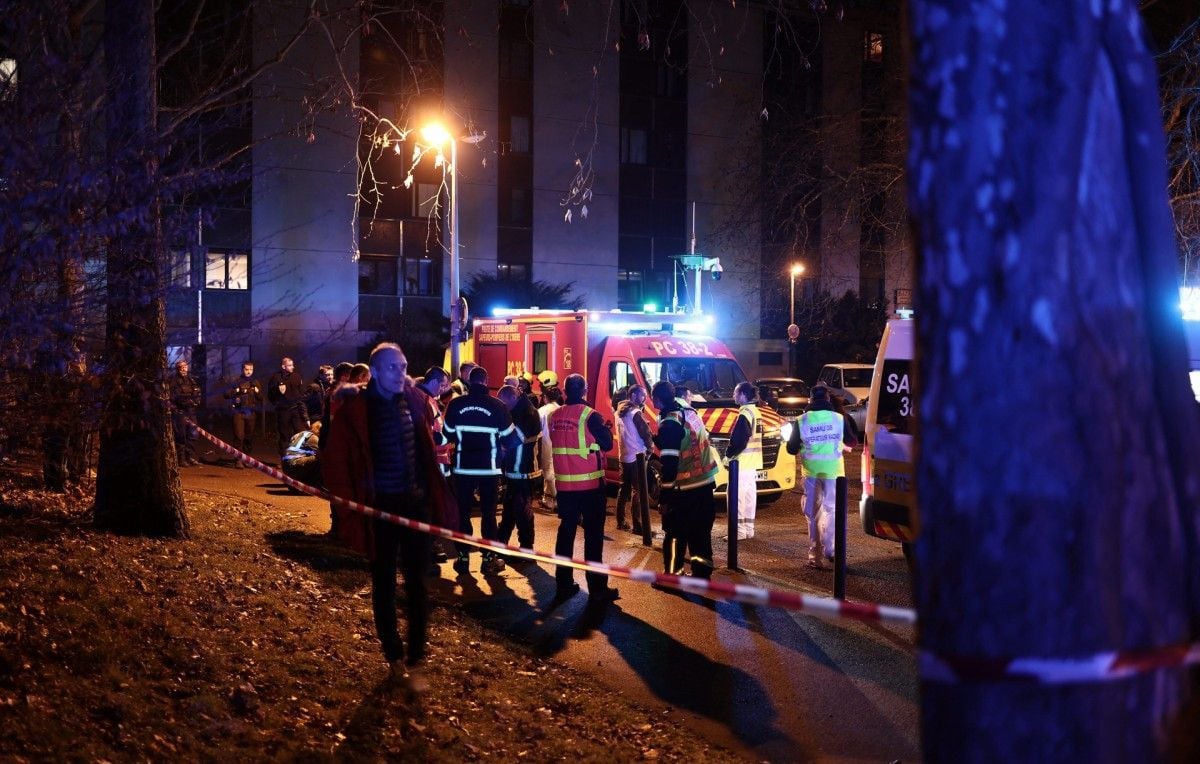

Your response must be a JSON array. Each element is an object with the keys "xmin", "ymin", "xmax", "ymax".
[
  {"xmin": 0, "ymin": 58, "xmax": 16, "ymax": 94},
  {"xmin": 864, "ymin": 31, "xmax": 884, "ymax": 63},
  {"xmin": 205, "ymin": 250, "xmax": 248, "ymax": 290}
]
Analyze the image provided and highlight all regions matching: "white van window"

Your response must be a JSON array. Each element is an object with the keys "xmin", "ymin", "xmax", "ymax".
[{"xmin": 876, "ymin": 358, "xmax": 914, "ymax": 435}]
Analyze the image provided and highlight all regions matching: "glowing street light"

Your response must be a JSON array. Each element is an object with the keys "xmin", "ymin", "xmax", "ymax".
[
  {"xmin": 789, "ymin": 263, "xmax": 805, "ymax": 326},
  {"xmin": 421, "ymin": 122, "xmax": 462, "ymax": 372}
]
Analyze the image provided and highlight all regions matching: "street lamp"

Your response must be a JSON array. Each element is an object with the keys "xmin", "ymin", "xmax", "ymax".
[
  {"xmin": 420, "ymin": 122, "xmax": 462, "ymax": 373},
  {"xmin": 788, "ymin": 263, "xmax": 805, "ymax": 378},
  {"xmin": 789, "ymin": 263, "xmax": 805, "ymax": 326}
]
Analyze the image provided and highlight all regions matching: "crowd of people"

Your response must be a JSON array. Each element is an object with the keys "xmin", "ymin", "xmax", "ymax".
[{"xmin": 166, "ymin": 342, "xmax": 857, "ymax": 692}]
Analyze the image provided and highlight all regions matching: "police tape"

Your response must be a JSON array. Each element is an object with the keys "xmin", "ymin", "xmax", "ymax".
[
  {"xmin": 190, "ymin": 423, "xmax": 917, "ymax": 627},
  {"xmin": 920, "ymin": 642, "xmax": 1200, "ymax": 685}
]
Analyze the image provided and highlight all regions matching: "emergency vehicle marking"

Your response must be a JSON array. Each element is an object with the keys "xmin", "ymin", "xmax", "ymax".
[
  {"xmin": 478, "ymin": 324, "xmax": 522, "ymax": 343},
  {"xmin": 563, "ymin": 347, "xmax": 574, "ymax": 369},
  {"xmin": 647, "ymin": 339, "xmax": 725, "ymax": 357}
]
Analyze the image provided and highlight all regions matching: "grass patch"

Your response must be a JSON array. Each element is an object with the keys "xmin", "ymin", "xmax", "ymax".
[{"xmin": 0, "ymin": 466, "xmax": 742, "ymax": 761}]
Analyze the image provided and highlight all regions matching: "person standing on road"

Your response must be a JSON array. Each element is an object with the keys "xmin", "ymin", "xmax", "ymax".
[
  {"xmin": 224, "ymin": 361, "xmax": 263, "ymax": 468},
  {"xmin": 724, "ymin": 381, "xmax": 762, "ymax": 540},
  {"xmin": 304, "ymin": 365, "xmax": 334, "ymax": 423},
  {"xmin": 549, "ymin": 373, "xmax": 618, "ymax": 605},
  {"xmin": 321, "ymin": 342, "xmax": 452, "ymax": 692},
  {"xmin": 267, "ymin": 357, "xmax": 307, "ymax": 457},
  {"xmin": 786, "ymin": 383, "xmax": 858, "ymax": 569},
  {"xmin": 614, "ymin": 384, "xmax": 653, "ymax": 534},
  {"xmin": 536, "ymin": 372, "xmax": 563, "ymax": 510},
  {"xmin": 169, "ymin": 359, "xmax": 203, "ymax": 466},
  {"xmin": 651, "ymin": 380, "xmax": 719, "ymax": 578},
  {"xmin": 443, "ymin": 366, "xmax": 516, "ymax": 576},
  {"xmin": 496, "ymin": 384, "xmax": 542, "ymax": 557}
]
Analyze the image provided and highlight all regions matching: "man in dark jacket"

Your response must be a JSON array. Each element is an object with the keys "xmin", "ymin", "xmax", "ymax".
[
  {"xmin": 443, "ymin": 366, "xmax": 518, "ymax": 575},
  {"xmin": 267, "ymin": 356, "xmax": 307, "ymax": 456},
  {"xmin": 496, "ymin": 384, "xmax": 542, "ymax": 555},
  {"xmin": 169, "ymin": 359, "xmax": 203, "ymax": 466},
  {"xmin": 304, "ymin": 364, "xmax": 334, "ymax": 422},
  {"xmin": 223, "ymin": 361, "xmax": 263, "ymax": 467},
  {"xmin": 321, "ymin": 342, "xmax": 452, "ymax": 693}
]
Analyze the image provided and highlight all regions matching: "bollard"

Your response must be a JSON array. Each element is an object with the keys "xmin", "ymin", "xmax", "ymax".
[
  {"xmin": 726, "ymin": 459, "xmax": 740, "ymax": 570},
  {"xmin": 834, "ymin": 475, "xmax": 847, "ymax": 599},
  {"xmin": 636, "ymin": 452, "xmax": 652, "ymax": 547}
]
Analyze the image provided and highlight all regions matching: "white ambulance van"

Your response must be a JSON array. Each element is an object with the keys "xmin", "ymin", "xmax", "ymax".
[{"xmin": 859, "ymin": 317, "xmax": 918, "ymax": 543}]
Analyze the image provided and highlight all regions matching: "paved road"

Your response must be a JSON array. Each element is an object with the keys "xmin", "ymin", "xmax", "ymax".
[{"xmin": 186, "ymin": 435, "xmax": 920, "ymax": 762}]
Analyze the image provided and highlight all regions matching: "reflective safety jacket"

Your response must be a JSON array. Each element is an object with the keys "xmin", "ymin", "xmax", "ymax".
[
  {"xmin": 657, "ymin": 408, "xmax": 719, "ymax": 491},
  {"xmin": 443, "ymin": 383, "xmax": 516, "ymax": 476},
  {"xmin": 726, "ymin": 403, "xmax": 763, "ymax": 471},
  {"xmin": 502, "ymin": 396, "xmax": 543, "ymax": 480},
  {"xmin": 550, "ymin": 404, "xmax": 604, "ymax": 491},
  {"xmin": 797, "ymin": 409, "xmax": 845, "ymax": 478}
]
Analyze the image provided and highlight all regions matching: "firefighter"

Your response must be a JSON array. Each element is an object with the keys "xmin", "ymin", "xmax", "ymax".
[
  {"xmin": 443, "ymin": 366, "xmax": 517, "ymax": 575},
  {"xmin": 496, "ymin": 384, "xmax": 542, "ymax": 556},
  {"xmin": 723, "ymin": 381, "xmax": 762, "ymax": 540},
  {"xmin": 548, "ymin": 373, "xmax": 618, "ymax": 605},
  {"xmin": 651, "ymin": 379, "xmax": 719, "ymax": 579}
]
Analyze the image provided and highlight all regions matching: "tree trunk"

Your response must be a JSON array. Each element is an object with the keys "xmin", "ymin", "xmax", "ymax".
[
  {"xmin": 907, "ymin": 0, "xmax": 1200, "ymax": 759},
  {"xmin": 93, "ymin": 0, "xmax": 187, "ymax": 537}
]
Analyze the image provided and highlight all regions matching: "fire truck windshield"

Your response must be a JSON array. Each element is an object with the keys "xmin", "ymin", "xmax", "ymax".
[{"xmin": 639, "ymin": 358, "xmax": 747, "ymax": 400}]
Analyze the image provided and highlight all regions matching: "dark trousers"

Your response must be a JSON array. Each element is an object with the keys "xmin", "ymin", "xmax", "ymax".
[
  {"xmin": 615, "ymin": 460, "xmax": 644, "ymax": 528},
  {"xmin": 661, "ymin": 481, "xmax": 716, "ymax": 577},
  {"xmin": 370, "ymin": 494, "xmax": 431, "ymax": 665},
  {"xmin": 172, "ymin": 409, "xmax": 197, "ymax": 462},
  {"xmin": 554, "ymin": 488, "xmax": 608, "ymax": 593},
  {"xmin": 232, "ymin": 411, "xmax": 256, "ymax": 453},
  {"xmin": 453, "ymin": 474, "xmax": 499, "ymax": 557},
  {"xmin": 275, "ymin": 406, "xmax": 307, "ymax": 455},
  {"xmin": 498, "ymin": 478, "xmax": 535, "ymax": 549}
]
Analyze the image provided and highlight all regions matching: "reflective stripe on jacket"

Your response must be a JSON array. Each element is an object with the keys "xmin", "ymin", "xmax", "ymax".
[
  {"xmin": 731, "ymin": 404, "xmax": 763, "ymax": 471},
  {"xmin": 549, "ymin": 404, "xmax": 603, "ymax": 491},
  {"xmin": 660, "ymin": 410, "xmax": 719, "ymax": 490},
  {"xmin": 799, "ymin": 409, "xmax": 845, "ymax": 478}
]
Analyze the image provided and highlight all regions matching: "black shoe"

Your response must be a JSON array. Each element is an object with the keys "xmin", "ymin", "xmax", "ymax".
[
  {"xmin": 588, "ymin": 587, "xmax": 620, "ymax": 604},
  {"xmin": 616, "ymin": 522, "xmax": 631, "ymax": 531},
  {"xmin": 552, "ymin": 582, "xmax": 581, "ymax": 602},
  {"xmin": 453, "ymin": 556, "xmax": 470, "ymax": 574}
]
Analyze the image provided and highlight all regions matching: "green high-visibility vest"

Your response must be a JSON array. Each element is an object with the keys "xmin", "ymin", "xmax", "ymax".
[{"xmin": 799, "ymin": 409, "xmax": 844, "ymax": 478}]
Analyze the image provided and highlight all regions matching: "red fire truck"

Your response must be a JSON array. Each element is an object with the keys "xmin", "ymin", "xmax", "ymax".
[{"xmin": 459, "ymin": 309, "xmax": 796, "ymax": 502}]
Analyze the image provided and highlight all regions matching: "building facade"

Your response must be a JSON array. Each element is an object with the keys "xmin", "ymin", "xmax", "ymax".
[{"xmin": 166, "ymin": 0, "xmax": 908, "ymax": 393}]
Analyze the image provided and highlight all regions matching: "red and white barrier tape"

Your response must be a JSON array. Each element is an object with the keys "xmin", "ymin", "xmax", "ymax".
[
  {"xmin": 191, "ymin": 423, "xmax": 915, "ymax": 626},
  {"xmin": 920, "ymin": 642, "xmax": 1200, "ymax": 685}
]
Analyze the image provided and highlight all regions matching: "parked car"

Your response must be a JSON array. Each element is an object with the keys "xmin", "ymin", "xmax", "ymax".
[
  {"xmin": 816, "ymin": 362, "xmax": 875, "ymax": 404},
  {"xmin": 755, "ymin": 377, "xmax": 810, "ymax": 418},
  {"xmin": 816, "ymin": 363, "xmax": 873, "ymax": 434}
]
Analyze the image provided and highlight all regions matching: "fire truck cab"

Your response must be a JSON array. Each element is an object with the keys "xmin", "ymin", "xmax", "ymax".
[{"xmin": 460, "ymin": 309, "xmax": 796, "ymax": 503}]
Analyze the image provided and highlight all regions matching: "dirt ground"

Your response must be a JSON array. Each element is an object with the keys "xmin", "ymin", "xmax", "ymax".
[{"xmin": 0, "ymin": 466, "xmax": 745, "ymax": 762}]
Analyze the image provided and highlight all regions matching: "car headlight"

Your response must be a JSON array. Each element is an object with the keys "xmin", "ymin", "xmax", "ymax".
[{"xmin": 780, "ymin": 421, "xmax": 795, "ymax": 441}]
